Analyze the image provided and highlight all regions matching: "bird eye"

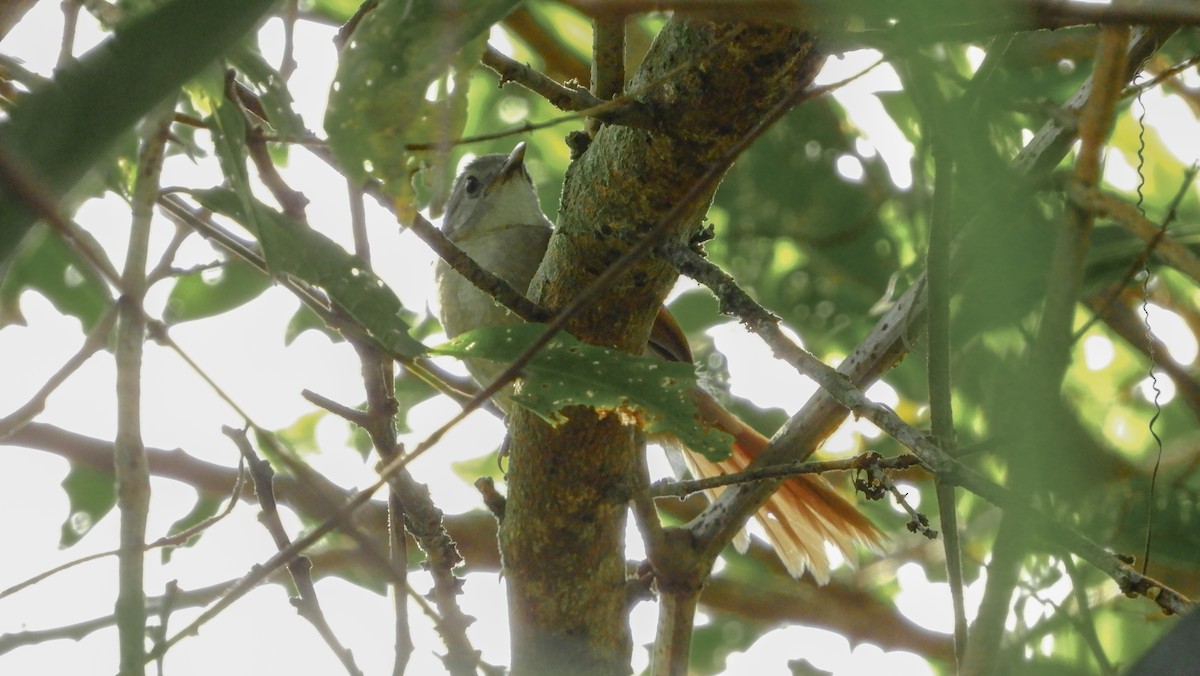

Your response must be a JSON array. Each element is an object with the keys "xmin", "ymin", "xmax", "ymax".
[{"xmin": 464, "ymin": 175, "xmax": 481, "ymax": 196}]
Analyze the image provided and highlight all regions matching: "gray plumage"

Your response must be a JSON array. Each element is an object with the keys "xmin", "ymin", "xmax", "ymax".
[{"xmin": 435, "ymin": 144, "xmax": 552, "ymax": 387}]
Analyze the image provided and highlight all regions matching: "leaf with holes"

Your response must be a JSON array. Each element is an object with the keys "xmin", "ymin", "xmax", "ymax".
[
  {"xmin": 324, "ymin": 0, "xmax": 519, "ymax": 195},
  {"xmin": 432, "ymin": 323, "xmax": 734, "ymax": 461}
]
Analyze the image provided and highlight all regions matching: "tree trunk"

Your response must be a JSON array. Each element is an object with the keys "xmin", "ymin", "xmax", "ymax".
[{"xmin": 501, "ymin": 17, "xmax": 825, "ymax": 674}]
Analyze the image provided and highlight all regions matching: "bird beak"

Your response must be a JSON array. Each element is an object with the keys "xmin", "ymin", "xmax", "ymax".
[{"xmin": 487, "ymin": 142, "xmax": 528, "ymax": 192}]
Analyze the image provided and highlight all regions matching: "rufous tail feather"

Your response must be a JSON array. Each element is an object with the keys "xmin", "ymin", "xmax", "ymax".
[{"xmin": 686, "ymin": 389, "xmax": 885, "ymax": 584}]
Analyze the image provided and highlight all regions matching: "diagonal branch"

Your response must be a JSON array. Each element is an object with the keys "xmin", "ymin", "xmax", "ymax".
[
  {"xmin": 0, "ymin": 305, "xmax": 115, "ymax": 440},
  {"xmin": 223, "ymin": 426, "xmax": 362, "ymax": 676},
  {"xmin": 650, "ymin": 452, "xmax": 921, "ymax": 498},
  {"xmin": 482, "ymin": 46, "xmax": 648, "ymax": 129},
  {"xmin": 660, "ymin": 241, "xmax": 1193, "ymax": 617},
  {"xmin": 1066, "ymin": 181, "xmax": 1200, "ymax": 287}
]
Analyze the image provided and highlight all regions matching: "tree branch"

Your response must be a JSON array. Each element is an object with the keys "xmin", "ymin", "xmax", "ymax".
[
  {"xmin": 1066, "ymin": 181, "xmax": 1200, "ymax": 287},
  {"xmin": 223, "ymin": 426, "xmax": 362, "ymax": 676},
  {"xmin": 3, "ymin": 421, "xmax": 955, "ymax": 657},
  {"xmin": 899, "ymin": 50, "xmax": 969, "ymax": 668},
  {"xmin": 587, "ymin": 15, "xmax": 624, "ymax": 136},
  {"xmin": 0, "ymin": 306, "xmax": 115, "ymax": 440},
  {"xmin": 501, "ymin": 18, "xmax": 829, "ymax": 674},
  {"xmin": 659, "ymin": 239, "xmax": 1194, "ymax": 618},
  {"xmin": 114, "ymin": 102, "xmax": 172, "ymax": 675},
  {"xmin": 650, "ymin": 452, "xmax": 921, "ymax": 498}
]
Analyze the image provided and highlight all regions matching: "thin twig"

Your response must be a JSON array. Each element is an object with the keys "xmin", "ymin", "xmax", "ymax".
[
  {"xmin": 156, "ymin": 193, "xmax": 491, "ymax": 413},
  {"xmin": 247, "ymin": 125, "xmax": 309, "ymax": 221},
  {"xmin": 967, "ymin": 26, "xmax": 1130, "ymax": 673},
  {"xmin": 659, "ymin": 240, "xmax": 1193, "ymax": 617},
  {"xmin": 1062, "ymin": 555, "xmax": 1116, "ymax": 674},
  {"xmin": 885, "ymin": 479, "xmax": 937, "ymax": 540},
  {"xmin": 145, "ymin": 222, "xmax": 193, "ymax": 286},
  {"xmin": 0, "ymin": 305, "xmax": 116, "ymax": 440},
  {"xmin": 1065, "ymin": 177, "xmax": 1200, "ymax": 288},
  {"xmin": 502, "ymin": 7, "xmax": 590, "ymax": 83},
  {"xmin": 151, "ymin": 580, "xmax": 177, "ymax": 676},
  {"xmin": 334, "ymin": 0, "xmax": 377, "ymax": 51},
  {"xmin": 422, "ymin": 25, "xmax": 766, "ymax": 150},
  {"xmin": 303, "ymin": 389, "xmax": 372, "ymax": 427},
  {"xmin": 223, "ymin": 426, "xmax": 363, "ymax": 676},
  {"xmin": 1086, "ymin": 291, "xmax": 1200, "ymax": 422},
  {"xmin": 0, "ymin": 456, "xmax": 246, "ymax": 600},
  {"xmin": 348, "ymin": 157, "xmax": 476, "ymax": 673},
  {"xmin": 629, "ymin": 437, "xmax": 668, "ymax": 575},
  {"xmin": 482, "ymin": 45, "xmax": 646, "ymax": 129},
  {"xmin": 403, "ymin": 210, "xmax": 552, "ymax": 323},
  {"xmin": 1123, "ymin": 53, "xmax": 1200, "ymax": 99},
  {"xmin": 2, "ymin": 551, "xmax": 371, "ymax": 656},
  {"xmin": 587, "ymin": 15, "xmax": 625, "ymax": 136},
  {"xmin": 901, "ymin": 53, "xmax": 969, "ymax": 666},
  {"xmin": 222, "ymin": 70, "xmax": 311, "ymax": 220},
  {"xmin": 279, "ymin": 0, "xmax": 299, "ymax": 81},
  {"xmin": 57, "ymin": 0, "xmax": 80, "ymax": 67},
  {"xmin": 650, "ymin": 453, "xmax": 922, "ymax": 498}
]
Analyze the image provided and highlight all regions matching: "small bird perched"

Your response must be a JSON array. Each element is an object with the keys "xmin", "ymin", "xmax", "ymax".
[{"xmin": 434, "ymin": 143, "xmax": 883, "ymax": 583}]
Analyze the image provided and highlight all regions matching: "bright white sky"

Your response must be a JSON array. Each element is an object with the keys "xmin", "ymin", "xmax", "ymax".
[{"xmin": 2, "ymin": 4, "xmax": 1197, "ymax": 675}]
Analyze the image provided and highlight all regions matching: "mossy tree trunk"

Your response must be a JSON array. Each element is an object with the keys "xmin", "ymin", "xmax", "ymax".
[{"xmin": 500, "ymin": 18, "xmax": 825, "ymax": 675}]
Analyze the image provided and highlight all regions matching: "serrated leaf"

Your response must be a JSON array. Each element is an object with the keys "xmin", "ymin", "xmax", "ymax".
[
  {"xmin": 189, "ymin": 187, "xmax": 425, "ymax": 358},
  {"xmin": 324, "ymin": 0, "xmax": 519, "ymax": 193},
  {"xmin": 0, "ymin": 227, "xmax": 111, "ymax": 330},
  {"xmin": 431, "ymin": 324, "xmax": 734, "ymax": 461},
  {"xmin": 59, "ymin": 463, "xmax": 116, "ymax": 547},
  {"xmin": 164, "ymin": 258, "xmax": 271, "ymax": 324},
  {"xmin": 276, "ymin": 409, "xmax": 326, "ymax": 455},
  {"xmin": 0, "ymin": 0, "xmax": 277, "ymax": 262}
]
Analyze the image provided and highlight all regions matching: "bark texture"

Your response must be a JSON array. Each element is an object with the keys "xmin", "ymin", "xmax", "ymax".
[{"xmin": 500, "ymin": 18, "xmax": 824, "ymax": 675}]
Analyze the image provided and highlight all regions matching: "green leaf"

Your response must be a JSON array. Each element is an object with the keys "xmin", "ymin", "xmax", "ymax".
[
  {"xmin": 307, "ymin": 0, "xmax": 361, "ymax": 22},
  {"xmin": 285, "ymin": 303, "xmax": 343, "ymax": 345},
  {"xmin": 688, "ymin": 616, "xmax": 758, "ymax": 675},
  {"xmin": 0, "ymin": 0, "xmax": 277, "ymax": 262},
  {"xmin": 60, "ymin": 463, "xmax": 116, "ymax": 547},
  {"xmin": 228, "ymin": 43, "xmax": 306, "ymax": 138},
  {"xmin": 324, "ymin": 0, "xmax": 520, "ymax": 193},
  {"xmin": 711, "ymin": 100, "xmax": 897, "ymax": 358},
  {"xmin": 276, "ymin": 409, "xmax": 326, "ymax": 455},
  {"xmin": 189, "ymin": 188, "xmax": 425, "ymax": 358},
  {"xmin": 0, "ymin": 227, "xmax": 111, "ymax": 329},
  {"xmin": 394, "ymin": 370, "xmax": 438, "ymax": 435},
  {"xmin": 431, "ymin": 324, "xmax": 734, "ymax": 461},
  {"xmin": 163, "ymin": 258, "xmax": 272, "ymax": 324},
  {"xmin": 451, "ymin": 452, "xmax": 504, "ymax": 485},
  {"xmin": 204, "ymin": 81, "xmax": 267, "ymax": 243},
  {"xmin": 161, "ymin": 494, "xmax": 223, "ymax": 562}
]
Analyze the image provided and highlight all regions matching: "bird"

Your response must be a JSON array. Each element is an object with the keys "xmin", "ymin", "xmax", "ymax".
[{"xmin": 434, "ymin": 142, "xmax": 883, "ymax": 583}]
